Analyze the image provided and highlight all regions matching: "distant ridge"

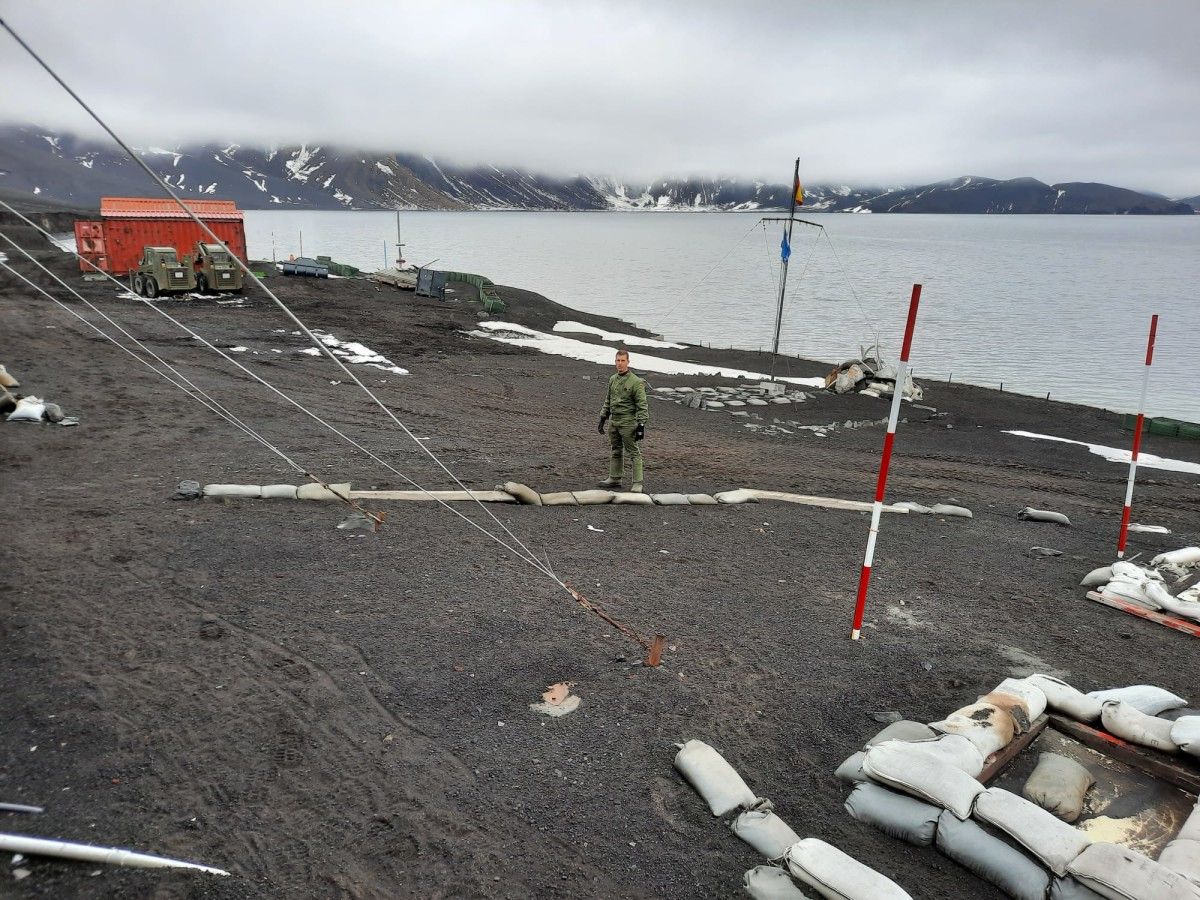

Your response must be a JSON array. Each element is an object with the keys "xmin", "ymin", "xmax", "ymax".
[{"xmin": 0, "ymin": 123, "xmax": 1192, "ymax": 215}]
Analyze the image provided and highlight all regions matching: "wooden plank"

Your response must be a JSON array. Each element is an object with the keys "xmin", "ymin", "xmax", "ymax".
[
  {"xmin": 980, "ymin": 714, "xmax": 1048, "ymax": 784},
  {"xmin": 748, "ymin": 490, "xmax": 908, "ymax": 514},
  {"xmin": 1085, "ymin": 591, "xmax": 1200, "ymax": 639},
  {"xmin": 1047, "ymin": 714, "xmax": 1200, "ymax": 794}
]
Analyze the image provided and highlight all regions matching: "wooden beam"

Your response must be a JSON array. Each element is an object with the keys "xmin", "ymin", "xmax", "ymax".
[
  {"xmin": 980, "ymin": 714, "xmax": 1048, "ymax": 784},
  {"xmin": 1085, "ymin": 591, "xmax": 1200, "ymax": 639},
  {"xmin": 1047, "ymin": 714, "xmax": 1200, "ymax": 794},
  {"xmin": 748, "ymin": 490, "xmax": 909, "ymax": 514}
]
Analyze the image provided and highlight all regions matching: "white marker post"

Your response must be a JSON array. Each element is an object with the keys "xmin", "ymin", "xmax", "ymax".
[
  {"xmin": 1116, "ymin": 314, "xmax": 1159, "ymax": 558},
  {"xmin": 851, "ymin": 284, "xmax": 922, "ymax": 640}
]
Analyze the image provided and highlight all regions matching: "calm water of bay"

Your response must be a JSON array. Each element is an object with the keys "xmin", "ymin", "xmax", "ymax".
[{"xmin": 244, "ymin": 211, "xmax": 1199, "ymax": 420}]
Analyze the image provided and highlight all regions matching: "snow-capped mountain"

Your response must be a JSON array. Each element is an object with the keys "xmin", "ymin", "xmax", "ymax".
[{"xmin": 0, "ymin": 124, "xmax": 1192, "ymax": 215}]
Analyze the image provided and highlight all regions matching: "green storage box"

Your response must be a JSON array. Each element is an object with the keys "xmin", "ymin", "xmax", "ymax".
[{"xmin": 1149, "ymin": 418, "xmax": 1181, "ymax": 437}]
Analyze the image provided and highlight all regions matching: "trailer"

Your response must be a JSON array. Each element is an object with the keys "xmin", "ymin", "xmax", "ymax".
[{"xmin": 74, "ymin": 197, "xmax": 247, "ymax": 276}]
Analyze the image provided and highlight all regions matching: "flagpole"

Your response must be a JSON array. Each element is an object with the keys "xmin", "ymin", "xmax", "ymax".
[{"xmin": 769, "ymin": 157, "xmax": 800, "ymax": 382}]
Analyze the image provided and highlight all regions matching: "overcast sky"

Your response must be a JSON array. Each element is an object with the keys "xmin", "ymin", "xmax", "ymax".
[{"xmin": 1, "ymin": 1, "xmax": 1197, "ymax": 194}]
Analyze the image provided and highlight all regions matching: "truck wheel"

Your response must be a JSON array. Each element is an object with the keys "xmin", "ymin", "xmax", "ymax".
[
  {"xmin": 144, "ymin": 278, "xmax": 159, "ymax": 299},
  {"xmin": 195, "ymin": 274, "xmax": 208, "ymax": 293},
  {"xmin": 132, "ymin": 275, "xmax": 143, "ymax": 296}
]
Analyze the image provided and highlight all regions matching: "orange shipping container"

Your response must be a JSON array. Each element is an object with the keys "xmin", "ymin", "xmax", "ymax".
[{"xmin": 74, "ymin": 197, "xmax": 247, "ymax": 276}]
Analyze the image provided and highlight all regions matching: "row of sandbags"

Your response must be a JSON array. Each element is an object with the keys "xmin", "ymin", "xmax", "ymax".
[
  {"xmin": 198, "ymin": 481, "xmax": 763, "ymax": 506},
  {"xmin": 672, "ymin": 739, "xmax": 912, "ymax": 899},
  {"xmin": 500, "ymin": 482, "xmax": 758, "ymax": 507},
  {"xmin": 835, "ymin": 676, "xmax": 1200, "ymax": 898},
  {"xmin": 1081, "ymin": 548, "xmax": 1200, "ymax": 622},
  {"xmin": 202, "ymin": 482, "xmax": 352, "ymax": 501}
]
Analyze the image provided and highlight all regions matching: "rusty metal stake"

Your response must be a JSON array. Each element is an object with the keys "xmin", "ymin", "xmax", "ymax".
[{"xmin": 645, "ymin": 634, "xmax": 665, "ymax": 667}]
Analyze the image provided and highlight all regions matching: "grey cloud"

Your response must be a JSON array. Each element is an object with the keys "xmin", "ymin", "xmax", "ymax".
[{"xmin": 1, "ymin": 0, "xmax": 1197, "ymax": 194}]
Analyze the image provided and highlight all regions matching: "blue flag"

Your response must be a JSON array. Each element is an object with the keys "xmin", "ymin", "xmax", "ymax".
[{"xmin": 780, "ymin": 227, "xmax": 791, "ymax": 263}]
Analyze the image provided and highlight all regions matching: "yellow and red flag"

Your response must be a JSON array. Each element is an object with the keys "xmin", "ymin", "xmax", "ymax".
[{"xmin": 794, "ymin": 174, "xmax": 805, "ymax": 206}]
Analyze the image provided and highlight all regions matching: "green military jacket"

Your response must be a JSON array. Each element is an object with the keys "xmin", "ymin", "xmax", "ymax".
[{"xmin": 601, "ymin": 370, "xmax": 649, "ymax": 425}]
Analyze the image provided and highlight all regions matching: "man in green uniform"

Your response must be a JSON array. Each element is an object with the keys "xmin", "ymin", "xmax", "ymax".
[{"xmin": 597, "ymin": 348, "xmax": 649, "ymax": 492}]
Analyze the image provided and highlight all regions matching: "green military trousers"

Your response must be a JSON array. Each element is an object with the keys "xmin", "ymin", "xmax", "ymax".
[{"xmin": 608, "ymin": 422, "xmax": 643, "ymax": 483}]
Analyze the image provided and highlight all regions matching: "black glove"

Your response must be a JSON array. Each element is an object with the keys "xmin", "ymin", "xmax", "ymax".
[
  {"xmin": 597, "ymin": 415, "xmax": 608, "ymax": 434},
  {"xmin": 634, "ymin": 423, "xmax": 645, "ymax": 441}
]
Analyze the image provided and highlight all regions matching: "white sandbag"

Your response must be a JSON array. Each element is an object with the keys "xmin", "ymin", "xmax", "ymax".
[
  {"xmin": 502, "ymin": 481, "xmax": 542, "ymax": 505},
  {"xmin": 1080, "ymin": 566, "xmax": 1115, "ymax": 588},
  {"xmin": 973, "ymin": 787, "xmax": 1093, "ymax": 876},
  {"xmin": 1151, "ymin": 547, "xmax": 1200, "ymax": 568},
  {"xmin": 260, "ymin": 484, "xmax": 299, "ymax": 500},
  {"xmin": 686, "ymin": 493, "xmax": 719, "ymax": 505},
  {"xmin": 296, "ymin": 482, "xmax": 352, "ymax": 501},
  {"xmin": 1112, "ymin": 560, "xmax": 1161, "ymax": 581},
  {"xmin": 865, "ymin": 721, "xmax": 937, "ymax": 748},
  {"xmin": 732, "ymin": 804, "xmax": 802, "ymax": 859},
  {"xmin": 1170, "ymin": 717, "xmax": 1200, "ymax": 759},
  {"xmin": 991, "ymin": 677, "xmax": 1049, "ymax": 722},
  {"xmin": 673, "ymin": 739, "xmax": 757, "ymax": 816},
  {"xmin": 835, "ymin": 751, "xmax": 867, "ymax": 784},
  {"xmin": 1182, "ymin": 801, "xmax": 1200, "ymax": 843},
  {"xmin": 744, "ymin": 865, "xmax": 813, "ymax": 900},
  {"xmin": 715, "ymin": 489, "xmax": 758, "ymax": 504},
  {"xmin": 203, "ymin": 484, "xmax": 263, "ymax": 499},
  {"xmin": 1068, "ymin": 842, "xmax": 1200, "ymax": 900},
  {"xmin": 1051, "ymin": 876, "xmax": 1109, "ymax": 899},
  {"xmin": 539, "ymin": 491, "xmax": 578, "ymax": 506},
  {"xmin": 785, "ymin": 838, "xmax": 912, "ymax": 900},
  {"xmin": 845, "ymin": 782, "xmax": 941, "ymax": 847},
  {"xmin": 6, "ymin": 396, "xmax": 45, "ymax": 422},
  {"xmin": 1157, "ymin": 595, "xmax": 1200, "ymax": 623},
  {"xmin": 929, "ymin": 503, "xmax": 973, "ymax": 518},
  {"xmin": 929, "ymin": 701, "xmax": 1017, "ymax": 757},
  {"xmin": 572, "ymin": 489, "xmax": 614, "ymax": 505},
  {"xmin": 1088, "ymin": 685, "xmax": 1188, "ymax": 716},
  {"xmin": 612, "ymin": 492, "xmax": 654, "ymax": 505},
  {"xmin": 935, "ymin": 811, "xmax": 1052, "ymax": 900},
  {"xmin": 1023, "ymin": 752, "xmax": 1094, "ymax": 823},
  {"xmin": 893, "ymin": 501, "xmax": 932, "ymax": 514},
  {"xmin": 861, "ymin": 740, "xmax": 984, "ymax": 819},
  {"xmin": 1100, "ymin": 577, "xmax": 1161, "ymax": 611},
  {"xmin": 652, "ymin": 493, "xmax": 691, "ymax": 506},
  {"xmin": 1158, "ymin": 840, "xmax": 1200, "ymax": 889},
  {"xmin": 1019, "ymin": 506, "xmax": 1073, "ymax": 526},
  {"xmin": 911, "ymin": 734, "xmax": 986, "ymax": 777},
  {"xmin": 1029, "ymin": 674, "xmax": 1103, "ymax": 723}
]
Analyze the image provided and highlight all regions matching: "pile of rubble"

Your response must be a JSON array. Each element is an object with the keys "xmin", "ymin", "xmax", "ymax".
[{"xmin": 824, "ymin": 346, "xmax": 923, "ymax": 401}]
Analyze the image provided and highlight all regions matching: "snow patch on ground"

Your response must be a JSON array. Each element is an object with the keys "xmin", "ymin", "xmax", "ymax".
[
  {"xmin": 470, "ymin": 321, "xmax": 825, "ymax": 386},
  {"xmin": 295, "ymin": 331, "xmax": 408, "ymax": 374},
  {"xmin": 1004, "ymin": 430, "xmax": 1200, "ymax": 474},
  {"xmin": 376, "ymin": 161, "xmax": 395, "ymax": 176},
  {"xmin": 552, "ymin": 321, "xmax": 685, "ymax": 349}
]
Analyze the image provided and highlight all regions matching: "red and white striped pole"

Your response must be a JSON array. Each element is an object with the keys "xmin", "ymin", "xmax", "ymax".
[
  {"xmin": 1116, "ymin": 314, "xmax": 1159, "ymax": 559},
  {"xmin": 851, "ymin": 283, "xmax": 922, "ymax": 640}
]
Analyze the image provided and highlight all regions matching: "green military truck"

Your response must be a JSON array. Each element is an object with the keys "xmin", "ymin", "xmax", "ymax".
[
  {"xmin": 193, "ymin": 242, "xmax": 244, "ymax": 294},
  {"xmin": 132, "ymin": 247, "xmax": 195, "ymax": 298}
]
